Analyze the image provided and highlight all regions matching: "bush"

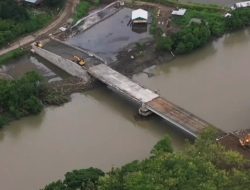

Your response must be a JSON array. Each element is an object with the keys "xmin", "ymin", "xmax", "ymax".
[
  {"xmin": 0, "ymin": 72, "xmax": 43, "ymax": 120},
  {"xmin": 172, "ymin": 23, "xmax": 211, "ymax": 54},
  {"xmin": 74, "ymin": 1, "xmax": 92, "ymax": 22}
]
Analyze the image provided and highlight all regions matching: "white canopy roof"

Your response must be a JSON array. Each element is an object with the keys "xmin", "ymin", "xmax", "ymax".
[
  {"xmin": 171, "ymin": 8, "xmax": 187, "ymax": 16},
  {"xmin": 132, "ymin": 9, "xmax": 148, "ymax": 20},
  {"xmin": 235, "ymin": 1, "xmax": 250, "ymax": 8},
  {"xmin": 24, "ymin": 0, "xmax": 42, "ymax": 4}
]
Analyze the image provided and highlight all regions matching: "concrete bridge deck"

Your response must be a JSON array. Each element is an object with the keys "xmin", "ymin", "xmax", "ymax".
[
  {"xmin": 88, "ymin": 64, "xmax": 211, "ymax": 137},
  {"xmin": 88, "ymin": 64, "xmax": 159, "ymax": 103}
]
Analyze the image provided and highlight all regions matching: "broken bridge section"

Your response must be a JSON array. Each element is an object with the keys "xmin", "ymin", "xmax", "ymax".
[
  {"xmin": 146, "ymin": 97, "xmax": 210, "ymax": 137},
  {"xmin": 88, "ymin": 64, "xmax": 213, "ymax": 138}
]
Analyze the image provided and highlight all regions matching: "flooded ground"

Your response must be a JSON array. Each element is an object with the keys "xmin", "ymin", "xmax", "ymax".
[
  {"xmin": 0, "ymin": 89, "xmax": 185, "ymax": 190},
  {"xmin": 68, "ymin": 8, "xmax": 152, "ymax": 63},
  {"xmin": 134, "ymin": 28, "xmax": 250, "ymax": 132},
  {"xmin": 180, "ymin": 0, "xmax": 248, "ymax": 6},
  {"xmin": 0, "ymin": 54, "xmax": 69, "ymax": 81}
]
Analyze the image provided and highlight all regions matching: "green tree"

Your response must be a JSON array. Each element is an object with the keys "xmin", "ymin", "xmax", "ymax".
[
  {"xmin": 64, "ymin": 167, "xmax": 104, "ymax": 189},
  {"xmin": 44, "ymin": 0, "xmax": 65, "ymax": 7},
  {"xmin": 156, "ymin": 36, "xmax": 173, "ymax": 51}
]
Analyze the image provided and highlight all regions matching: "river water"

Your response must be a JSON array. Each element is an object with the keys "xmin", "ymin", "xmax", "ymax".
[{"xmin": 1, "ymin": 29, "xmax": 250, "ymax": 190}]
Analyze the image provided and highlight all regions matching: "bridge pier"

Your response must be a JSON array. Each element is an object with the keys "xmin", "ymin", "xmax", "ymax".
[{"xmin": 138, "ymin": 104, "xmax": 152, "ymax": 116}]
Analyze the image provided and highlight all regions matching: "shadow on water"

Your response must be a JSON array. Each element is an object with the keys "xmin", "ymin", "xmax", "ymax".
[
  {"xmin": 0, "ymin": 111, "xmax": 46, "ymax": 141},
  {"xmin": 86, "ymin": 85, "xmax": 191, "ymax": 144},
  {"xmin": 223, "ymin": 28, "xmax": 250, "ymax": 46}
]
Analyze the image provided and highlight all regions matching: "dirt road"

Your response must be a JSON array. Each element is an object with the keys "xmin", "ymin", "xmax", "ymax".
[{"xmin": 0, "ymin": 0, "xmax": 79, "ymax": 57}]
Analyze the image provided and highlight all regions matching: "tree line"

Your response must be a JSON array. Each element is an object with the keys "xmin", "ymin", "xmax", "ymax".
[
  {"xmin": 0, "ymin": 71, "xmax": 69, "ymax": 127},
  {"xmin": 0, "ymin": 72, "xmax": 43, "ymax": 126},
  {"xmin": 42, "ymin": 129, "xmax": 250, "ymax": 190},
  {"xmin": 0, "ymin": 0, "xmax": 64, "ymax": 48},
  {"xmin": 156, "ymin": 8, "xmax": 250, "ymax": 54}
]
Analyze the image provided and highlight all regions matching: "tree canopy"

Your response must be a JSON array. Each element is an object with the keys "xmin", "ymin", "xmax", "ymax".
[
  {"xmin": 0, "ymin": 71, "xmax": 43, "ymax": 127},
  {"xmin": 0, "ymin": 0, "xmax": 29, "ymax": 21},
  {"xmin": 41, "ymin": 129, "xmax": 250, "ymax": 190}
]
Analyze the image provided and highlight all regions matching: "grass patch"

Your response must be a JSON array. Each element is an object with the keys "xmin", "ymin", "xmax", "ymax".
[
  {"xmin": 142, "ymin": 0, "xmax": 225, "ymax": 11},
  {"xmin": 73, "ymin": 0, "xmax": 102, "ymax": 23},
  {"xmin": 74, "ymin": 1, "xmax": 92, "ymax": 22},
  {"xmin": 0, "ymin": 10, "xmax": 53, "ymax": 48},
  {"xmin": 0, "ymin": 48, "xmax": 27, "ymax": 65}
]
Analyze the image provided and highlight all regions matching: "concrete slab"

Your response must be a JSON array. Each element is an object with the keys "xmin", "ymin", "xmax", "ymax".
[{"xmin": 88, "ymin": 64, "xmax": 159, "ymax": 103}]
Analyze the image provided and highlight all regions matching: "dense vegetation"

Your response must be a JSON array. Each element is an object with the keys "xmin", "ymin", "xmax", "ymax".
[
  {"xmin": 0, "ymin": 0, "xmax": 54, "ymax": 47},
  {"xmin": 153, "ymin": 5, "xmax": 250, "ymax": 54},
  {"xmin": 44, "ymin": 0, "xmax": 66, "ymax": 8},
  {"xmin": 43, "ymin": 168, "xmax": 105, "ymax": 190},
  {"xmin": 74, "ymin": 0, "xmax": 101, "ymax": 22},
  {"xmin": 0, "ymin": 72, "xmax": 43, "ymax": 127},
  {"xmin": 42, "ymin": 129, "xmax": 250, "ymax": 190},
  {"xmin": 0, "ymin": 71, "xmax": 70, "ymax": 127}
]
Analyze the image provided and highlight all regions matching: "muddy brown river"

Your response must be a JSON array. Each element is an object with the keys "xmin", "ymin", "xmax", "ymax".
[{"xmin": 1, "ymin": 29, "xmax": 250, "ymax": 190}]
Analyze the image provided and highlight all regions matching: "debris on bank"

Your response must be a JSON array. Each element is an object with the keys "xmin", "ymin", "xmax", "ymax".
[
  {"xmin": 41, "ymin": 77, "xmax": 94, "ymax": 106},
  {"xmin": 217, "ymin": 129, "xmax": 250, "ymax": 159}
]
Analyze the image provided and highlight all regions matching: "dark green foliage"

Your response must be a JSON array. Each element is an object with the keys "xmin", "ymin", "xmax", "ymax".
[
  {"xmin": 73, "ymin": 0, "xmax": 101, "ymax": 22},
  {"xmin": 43, "ymin": 181, "xmax": 66, "ymax": 190},
  {"xmin": 0, "ymin": 0, "xmax": 29, "ymax": 21},
  {"xmin": 41, "ymin": 168, "xmax": 105, "ymax": 190},
  {"xmin": 226, "ymin": 8, "xmax": 250, "ymax": 31},
  {"xmin": 0, "ymin": 0, "xmax": 52, "ymax": 47},
  {"xmin": 44, "ymin": 0, "xmax": 66, "ymax": 8},
  {"xmin": 43, "ymin": 130, "xmax": 250, "ymax": 190},
  {"xmin": 0, "ymin": 72, "xmax": 43, "ymax": 127},
  {"xmin": 151, "ymin": 134, "xmax": 173, "ymax": 154},
  {"xmin": 172, "ymin": 23, "xmax": 211, "ymax": 54},
  {"xmin": 74, "ymin": 1, "xmax": 92, "ymax": 22},
  {"xmin": 0, "ymin": 116, "xmax": 8, "ymax": 128},
  {"xmin": 99, "ymin": 130, "xmax": 250, "ymax": 190},
  {"xmin": 156, "ymin": 36, "xmax": 173, "ymax": 51},
  {"xmin": 0, "ymin": 13, "xmax": 51, "ymax": 47},
  {"xmin": 64, "ymin": 168, "xmax": 105, "ymax": 189}
]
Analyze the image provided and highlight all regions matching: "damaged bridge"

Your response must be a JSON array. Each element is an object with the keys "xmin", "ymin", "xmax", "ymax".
[
  {"xmin": 31, "ymin": 42, "xmax": 215, "ymax": 138},
  {"xmin": 88, "ymin": 64, "xmax": 212, "ymax": 138}
]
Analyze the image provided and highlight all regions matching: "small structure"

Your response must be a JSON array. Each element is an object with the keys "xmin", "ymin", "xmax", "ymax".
[
  {"xmin": 132, "ymin": 9, "xmax": 148, "ymax": 24},
  {"xmin": 171, "ymin": 8, "xmax": 187, "ymax": 16},
  {"xmin": 23, "ymin": 0, "xmax": 44, "ymax": 5},
  {"xmin": 231, "ymin": 1, "xmax": 250, "ymax": 10},
  {"xmin": 189, "ymin": 18, "xmax": 202, "ymax": 25},
  {"xmin": 224, "ymin": 13, "xmax": 232, "ymax": 18}
]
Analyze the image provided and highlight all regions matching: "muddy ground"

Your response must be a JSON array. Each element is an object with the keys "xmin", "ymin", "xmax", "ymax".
[
  {"xmin": 218, "ymin": 133, "xmax": 250, "ymax": 160},
  {"xmin": 111, "ymin": 40, "xmax": 174, "ymax": 77}
]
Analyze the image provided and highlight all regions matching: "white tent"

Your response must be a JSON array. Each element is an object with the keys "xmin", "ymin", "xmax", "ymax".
[
  {"xmin": 24, "ymin": 0, "xmax": 43, "ymax": 4},
  {"xmin": 171, "ymin": 8, "xmax": 187, "ymax": 16},
  {"xmin": 132, "ymin": 9, "xmax": 148, "ymax": 23}
]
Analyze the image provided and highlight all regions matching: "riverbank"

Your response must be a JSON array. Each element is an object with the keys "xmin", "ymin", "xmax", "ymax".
[
  {"xmin": 42, "ymin": 129, "xmax": 250, "ymax": 190},
  {"xmin": 0, "ymin": 73, "xmax": 91, "ymax": 128},
  {"xmin": 0, "ymin": 49, "xmax": 27, "ymax": 66}
]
